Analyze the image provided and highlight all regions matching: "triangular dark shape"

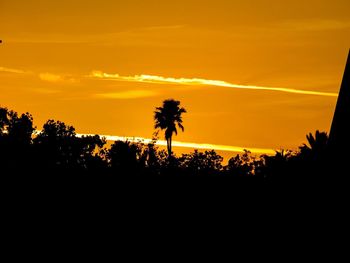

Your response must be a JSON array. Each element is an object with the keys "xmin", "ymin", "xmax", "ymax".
[{"xmin": 328, "ymin": 50, "xmax": 350, "ymax": 163}]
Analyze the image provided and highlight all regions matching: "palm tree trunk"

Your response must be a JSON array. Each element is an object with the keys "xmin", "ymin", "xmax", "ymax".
[
  {"xmin": 169, "ymin": 136, "xmax": 172, "ymax": 157},
  {"xmin": 167, "ymin": 137, "xmax": 172, "ymax": 157}
]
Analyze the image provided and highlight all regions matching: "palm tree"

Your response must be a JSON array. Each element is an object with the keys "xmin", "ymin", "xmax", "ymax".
[
  {"xmin": 299, "ymin": 130, "xmax": 328, "ymax": 160},
  {"xmin": 154, "ymin": 99, "xmax": 186, "ymax": 157}
]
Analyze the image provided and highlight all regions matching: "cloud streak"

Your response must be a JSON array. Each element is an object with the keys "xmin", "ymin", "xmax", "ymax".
[
  {"xmin": 39, "ymin": 73, "xmax": 64, "ymax": 82},
  {"xmin": 39, "ymin": 73, "xmax": 79, "ymax": 83},
  {"xmin": 0, "ymin": 66, "xmax": 29, "ymax": 74},
  {"xmin": 77, "ymin": 133, "xmax": 275, "ymax": 155},
  {"xmin": 1, "ymin": 66, "xmax": 78, "ymax": 84},
  {"xmin": 90, "ymin": 71, "xmax": 338, "ymax": 97},
  {"xmin": 1, "ymin": 66, "xmax": 338, "ymax": 97}
]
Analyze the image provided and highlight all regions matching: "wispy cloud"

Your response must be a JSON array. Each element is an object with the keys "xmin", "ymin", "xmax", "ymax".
[
  {"xmin": 39, "ymin": 73, "xmax": 64, "ymax": 82},
  {"xmin": 94, "ymin": 90, "xmax": 158, "ymax": 99},
  {"xmin": 0, "ymin": 66, "xmax": 28, "ymax": 74},
  {"xmin": 77, "ymin": 133, "xmax": 275, "ymax": 155},
  {"xmin": 90, "ymin": 71, "xmax": 338, "ymax": 97},
  {"xmin": 39, "ymin": 73, "xmax": 79, "ymax": 83},
  {"xmin": 2, "ymin": 66, "xmax": 338, "ymax": 98},
  {"xmin": 1, "ymin": 66, "xmax": 79, "ymax": 84}
]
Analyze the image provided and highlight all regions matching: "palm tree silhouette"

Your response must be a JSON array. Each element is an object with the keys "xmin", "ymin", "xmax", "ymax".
[
  {"xmin": 300, "ymin": 130, "xmax": 328, "ymax": 160},
  {"xmin": 154, "ymin": 99, "xmax": 186, "ymax": 157}
]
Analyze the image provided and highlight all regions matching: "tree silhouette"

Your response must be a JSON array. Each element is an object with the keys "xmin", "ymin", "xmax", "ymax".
[
  {"xmin": 259, "ymin": 150, "xmax": 296, "ymax": 181},
  {"xmin": 0, "ymin": 107, "xmax": 35, "ymax": 172},
  {"xmin": 179, "ymin": 150, "xmax": 223, "ymax": 176},
  {"xmin": 107, "ymin": 140, "xmax": 144, "ymax": 174},
  {"xmin": 0, "ymin": 107, "xmax": 10, "ymax": 135},
  {"xmin": 33, "ymin": 119, "xmax": 105, "ymax": 173},
  {"xmin": 0, "ymin": 108, "xmax": 34, "ymax": 144},
  {"xmin": 299, "ymin": 130, "xmax": 328, "ymax": 161},
  {"xmin": 225, "ymin": 150, "xmax": 257, "ymax": 177},
  {"xmin": 154, "ymin": 99, "xmax": 186, "ymax": 157}
]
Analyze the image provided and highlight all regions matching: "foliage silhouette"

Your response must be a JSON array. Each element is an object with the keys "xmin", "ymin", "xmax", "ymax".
[
  {"xmin": 32, "ymin": 119, "xmax": 106, "ymax": 174},
  {"xmin": 0, "ymin": 108, "xmax": 35, "ymax": 172},
  {"xmin": 179, "ymin": 150, "xmax": 223, "ymax": 176},
  {"xmin": 107, "ymin": 140, "xmax": 146, "ymax": 174},
  {"xmin": 154, "ymin": 99, "xmax": 186, "ymax": 158},
  {"xmin": 299, "ymin": 130, "xmax": 328, "ymax": 162}
]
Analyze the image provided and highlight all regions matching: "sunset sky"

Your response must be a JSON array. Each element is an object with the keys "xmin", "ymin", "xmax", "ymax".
[{"xmin": 1, "ymin": 0, "xmax": 349, "ymax": 156}]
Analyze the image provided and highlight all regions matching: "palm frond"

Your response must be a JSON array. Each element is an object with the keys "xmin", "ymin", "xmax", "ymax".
[{"xmin": 178, "ymin": 122, "xmax": 184, "ymax": 132}]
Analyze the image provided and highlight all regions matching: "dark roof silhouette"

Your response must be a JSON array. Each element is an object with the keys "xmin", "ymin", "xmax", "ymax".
[{"xmin": 328, "ymin": 50, "xmax": 350, "ymax": 156}]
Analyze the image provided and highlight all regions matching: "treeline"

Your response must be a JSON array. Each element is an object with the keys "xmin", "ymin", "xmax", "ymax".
[{"xmin": 1, "ymin": 106, "xmax": 336, "ymax": 182}]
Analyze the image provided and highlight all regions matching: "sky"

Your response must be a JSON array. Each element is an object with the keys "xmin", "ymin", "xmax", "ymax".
[{"xmin": 1, "ymin": 0, "xmax": 349, "ymax": 156}]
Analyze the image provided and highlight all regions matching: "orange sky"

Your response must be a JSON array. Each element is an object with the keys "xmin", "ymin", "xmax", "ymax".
[{"xmin": 1, "ymin": 0, "xmax": 349, "ymax": 155}]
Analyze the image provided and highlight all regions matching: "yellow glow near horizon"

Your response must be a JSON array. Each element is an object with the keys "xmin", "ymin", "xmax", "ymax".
[{"xmin": 76, "ymin": 133, "xmax": 276, "ymax": 155}]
